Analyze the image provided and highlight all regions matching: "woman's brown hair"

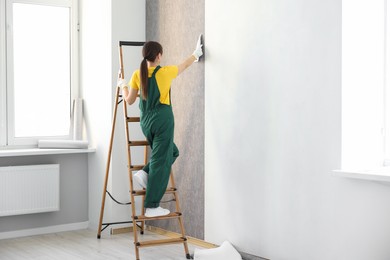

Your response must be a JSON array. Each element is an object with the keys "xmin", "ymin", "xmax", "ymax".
[{"xmin": 140, "ymin": 41, "xmax": 163, "ymax": 100}]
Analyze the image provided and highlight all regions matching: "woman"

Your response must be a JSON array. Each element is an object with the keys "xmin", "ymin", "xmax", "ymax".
[{"xmin": 119, "ymin": 37, "xmax": 203, "ymax": 217}]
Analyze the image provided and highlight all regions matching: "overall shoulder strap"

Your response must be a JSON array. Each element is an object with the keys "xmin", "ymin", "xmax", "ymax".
[{"xmin": 151, "ymin": 65, "xmax": 161, "ymax": 77}]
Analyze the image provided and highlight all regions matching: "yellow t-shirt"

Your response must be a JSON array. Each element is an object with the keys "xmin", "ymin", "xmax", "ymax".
[{"xmin": 129, "ymin": 66, "xmax": 179, "ymax": 105}]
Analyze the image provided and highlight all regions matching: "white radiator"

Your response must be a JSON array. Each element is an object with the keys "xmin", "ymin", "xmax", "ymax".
[{"xmin": 0, "ymin": 164, "xmax": 60, "ymax": 217}]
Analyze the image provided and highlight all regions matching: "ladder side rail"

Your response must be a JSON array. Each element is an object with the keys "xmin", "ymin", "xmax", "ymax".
[
  {"xmin": 120, "ymin": 42, "xmax": 143, "ymax": 260},
  {"xmin": 123, "ymin": 95, "xmax": 142, "ymax": 259},
  {"xmin": 119, "ymin": 45, "xmax": 125, "ymax": 83},
  {"xmin": 97, "ymin": 87, "xmax": 122, "ymax": 239},
  {"xmin": 170, "ymin": 171, "xmax": 190, "ymax": 256},
  {"xmin": 141, "ymin": 124, "xmax": 148, "ymax": 233}
]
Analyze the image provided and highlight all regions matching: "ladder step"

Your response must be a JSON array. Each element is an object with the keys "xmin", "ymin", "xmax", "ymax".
[
  {"xmin": 132, "ymin": 187, "xmax": 177, "ymax": 196},
  {"xmin": 128, "ymin": 140, "xmax": 149, "ymax": 146},
  {"xmin": 126, "ymin": 117, "xmax": 140, "ymax": 123},
  {"xmin": 136, "ymin": 237, "xmax": 187, "ymax": 248},
  {"xmin": 130, "ymin": 164, "xmax": 144, "ymax": 171},
  {"xmin": 135, "ymin": 212, "xmax": 182, "ymax": 221}
]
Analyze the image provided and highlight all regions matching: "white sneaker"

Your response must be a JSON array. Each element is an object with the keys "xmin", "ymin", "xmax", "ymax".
[
  {"xmin": 134, "ymin": 170, "xmax": 148, "ymax": 189},
  {"xmin": 145, "ymin": 207, "xmax": 170, "ymax": 218}
]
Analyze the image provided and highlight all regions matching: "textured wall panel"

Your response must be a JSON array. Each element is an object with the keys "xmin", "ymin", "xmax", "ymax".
[{"xmin": 146, "ymin": 0, "xmax": 205, "ymax": 239}]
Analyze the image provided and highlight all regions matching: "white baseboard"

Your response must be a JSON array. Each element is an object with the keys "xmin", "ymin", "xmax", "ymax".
[{"xmin": 0, "ymin": 221, "xmax": 89, "ymax": 240}]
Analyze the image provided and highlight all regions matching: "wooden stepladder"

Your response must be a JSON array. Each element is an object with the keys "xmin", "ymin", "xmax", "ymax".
[{"xmin": 97, "ymin": 41, "xmax": 191, "ymax": 260}]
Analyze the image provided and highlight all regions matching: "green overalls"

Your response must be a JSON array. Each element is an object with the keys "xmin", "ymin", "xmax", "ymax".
[{"xmin": 140, "ymin": 66, "xmax": 179, "ymax": 208}]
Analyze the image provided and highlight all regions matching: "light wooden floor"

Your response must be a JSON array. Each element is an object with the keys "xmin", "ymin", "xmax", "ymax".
[{"xmin": 0, "ymin": 229, "xmax": 204, "ymax": 260}]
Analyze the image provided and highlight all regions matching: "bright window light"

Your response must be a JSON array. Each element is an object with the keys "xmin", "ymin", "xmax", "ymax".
[
  {"xmin": 342, "ymin": 0, "xmax": 385, "ymax": 169},
  {"xmin": 12, "ymin": 3, "xmax": 71, "ymax": 137}
]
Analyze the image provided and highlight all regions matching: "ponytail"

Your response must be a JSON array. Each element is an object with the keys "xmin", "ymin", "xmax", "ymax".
[
  {"xmin": 140, "ymin": 58, "xmax": 148, "ymax": 100},
  {"xmin": 140, "ymin": 41, "xmax": 163, "ymax": 101}
]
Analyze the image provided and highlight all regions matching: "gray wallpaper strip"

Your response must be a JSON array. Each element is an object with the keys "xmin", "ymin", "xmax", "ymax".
[{"xmin": 146, "ymin": 0, "xmax": 205, "ymax": 239}]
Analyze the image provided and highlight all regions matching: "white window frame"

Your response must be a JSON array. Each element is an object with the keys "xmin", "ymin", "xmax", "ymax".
[
  {"xmin": 385, "ymin": 0, "xmax": 390, "ymax": 165},
  {"xmin": 0, "ymin": 1, "xmax": 7, "ymax": 147},
  {"xmin": 2, "ymin": 0, "xmax": 79, "ymax": 147}
]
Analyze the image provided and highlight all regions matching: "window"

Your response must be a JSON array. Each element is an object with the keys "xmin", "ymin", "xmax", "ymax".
[
  {"xmin": 342, "ymin": 0, "xmax": 389, "ymax": 169},
  {"xmin": 0, "ymin": 0, "xmax": 78, "ymax": 147}
]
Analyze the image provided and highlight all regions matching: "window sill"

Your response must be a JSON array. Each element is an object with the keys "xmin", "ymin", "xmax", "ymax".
[
  {"xmin": 333, "ymin": 167, "xmax": 390, "ymax": 182},
  {"xmin": 0, "ymin": 148, "xmax": 96, "ymax": 158}
]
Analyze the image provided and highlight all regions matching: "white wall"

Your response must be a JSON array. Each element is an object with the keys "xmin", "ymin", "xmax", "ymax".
[
  {"xmin": 111, "ymin": 0, "xmax": 145, "ymax": 222},
  {"xmin": 80, "ymin": 0, "xmax": 145, "ymax": 229},
  {"xmin": 80, "ymin": 0, "xmax": 113, "ymax": 228},
  {"xmin": 205, "ymin": 1, "xmax": 390, "ymax": 260}
]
